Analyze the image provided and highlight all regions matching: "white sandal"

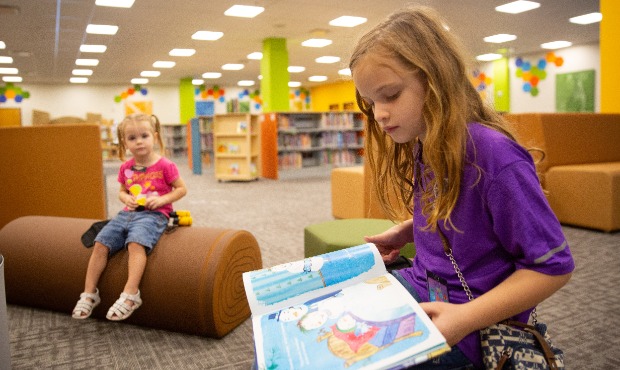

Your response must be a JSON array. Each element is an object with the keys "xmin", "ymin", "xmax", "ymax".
[
  {"xmin": 106, "ymin": 290, "xmax": 142, "ymax": 321},
  {"xmin": 72, "ymin": 289, "xmax": 101, "ymax": 319}
]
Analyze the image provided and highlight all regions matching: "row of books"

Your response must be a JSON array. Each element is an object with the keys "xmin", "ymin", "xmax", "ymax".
[
  {"xmin": 279, "ymin": 132, "xmax": 363, "ymax": 151},
  {"xmin": 277, "ymin": 112, "xmax": 364, "ymax": 130},
  {"xmin": 278, "ymin": 150, "xmax": 362, "ymax": 169}
]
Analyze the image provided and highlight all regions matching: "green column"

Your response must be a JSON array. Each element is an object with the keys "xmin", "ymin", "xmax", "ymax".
[
  {"xmin": 493, "ymin": 58, "xmax": 510, "ymax": 113},
  {"xmin": 261, "ymin": 38, "xmax": 289, "ymax": 112},
  {"xmin": 179, "ymin": 77, "xmax": 194, "ymax": 124}
]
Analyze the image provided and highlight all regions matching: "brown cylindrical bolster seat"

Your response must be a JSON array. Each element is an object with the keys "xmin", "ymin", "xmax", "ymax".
[{"xmin": 0, "ymin": 216, "xmax": 262, "ymax": 338}]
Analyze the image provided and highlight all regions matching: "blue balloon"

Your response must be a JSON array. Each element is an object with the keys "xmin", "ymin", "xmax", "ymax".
[
  {"xmin": 522, "ymin": 61, "xmax": 531, "ymax": 71},
  {"xmin": 219, "ymin": 96, "xmax": 225, "ymax": 103},
  {"xmin": 15, "ymin": 95, "xmax": 23, "ymax": 102},
  {"xmin": 141, "ymin": 88, "xmax": 148, "ymax": 95},
  {"xmin": 0, "ymin": 95, "xmax": 6, "ymax": 103},
  {"xmin": 537, "ymin": 59, "xmax": 547, "ymax": 70},
  {"xmin": 515, "ymin": 58, "xmax": 523, "ymax": 67},
  {"xmin": 523, "ymin": 82, "xmax": 532, "ymax": 92}
]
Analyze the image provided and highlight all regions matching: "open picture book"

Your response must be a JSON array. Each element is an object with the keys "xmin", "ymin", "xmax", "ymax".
[{"xmin": 242, "ymin": 243, "xmax": 450, "ymax": 370}]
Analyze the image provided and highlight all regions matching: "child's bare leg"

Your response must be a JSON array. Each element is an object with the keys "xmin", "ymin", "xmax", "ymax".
[
  {"xmin": 84, "ymin": 242, "xmax": 109, "ymax": 293},
  {"xmin": 123, "ymin": 242, "xmax": 147, "ymax": 303}
]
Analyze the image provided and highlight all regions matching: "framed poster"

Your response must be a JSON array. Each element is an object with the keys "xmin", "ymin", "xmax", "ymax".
[{"xmin": 556, "ymin": 70, "xmax": 595, "ymax": 112}]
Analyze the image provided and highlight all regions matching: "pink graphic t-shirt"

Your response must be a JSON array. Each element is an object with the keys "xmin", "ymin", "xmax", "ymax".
[{"xmin": 117, "ymin": 157, "xmax": 180, "ymax": 217}]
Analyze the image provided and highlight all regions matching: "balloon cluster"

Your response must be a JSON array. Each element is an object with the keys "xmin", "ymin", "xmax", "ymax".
[
  {"xmin": 515, "ymin": 52, "xmax": 564, "ymax": 97},
  {"xmin": 289, "ymin": 88, "xmax": 311, "ymax": 104},
  {"xmin": 0, "ymin": 83, "xmax": 30, "ymax": 103},
  {"xmin": 114, "ymin": 85, "xmax": 148, "ymax": 102},
  {"xmin": 471, "ymin": 70, "xmax": 492, "ymax": 93},
  {"xmin": 195, "ymin": 85, "xmax": 226, "ymax": 102},
  {"xmin": 239, "ymin": 89, "xmax": 262, "ymax": 110}
]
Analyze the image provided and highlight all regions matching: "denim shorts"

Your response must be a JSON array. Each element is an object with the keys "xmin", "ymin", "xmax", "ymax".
[{"xmin": 94, "ymin": 211, "xmax": 168, "ymax": 255}]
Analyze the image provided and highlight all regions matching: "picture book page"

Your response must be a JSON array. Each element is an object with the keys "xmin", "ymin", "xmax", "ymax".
[
  {"xmin": 243, "ymin": 243, "xmax": 386, "ymax": 316},
  {"xmin": 251, "ymin": 273, "xmax": 449, "ymax": 370}
]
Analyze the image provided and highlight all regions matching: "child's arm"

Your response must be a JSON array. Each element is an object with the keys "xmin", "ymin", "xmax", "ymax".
[
  {"xmin": 420, "ymin": 269, "xmax": 572, "ymax": 346},
  {"xmin": 119, "ymin": 184, "xmax": 139, "ymax": 211},
  {"xmin": 144, "ymin": 177, "xmax": 188, "ymax": 210}
]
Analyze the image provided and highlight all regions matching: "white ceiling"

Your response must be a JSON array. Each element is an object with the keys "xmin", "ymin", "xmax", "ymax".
[{"xmin": 0, "ymin": 0, "xmax": 600, "ymax": 87}]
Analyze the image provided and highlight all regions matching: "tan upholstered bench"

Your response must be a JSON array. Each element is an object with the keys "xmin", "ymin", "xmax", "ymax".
[{"xmin": 0, "ymin": 216, "xmax": 262, "ymax": 338}]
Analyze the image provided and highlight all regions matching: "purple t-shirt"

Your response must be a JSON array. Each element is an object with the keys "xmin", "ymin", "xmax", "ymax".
[
  {"xmin": 118, "ymin": 157, "xmax": 180, "ymax": 217},
  {"xmin": 398, "ymin": 123, "xmax": 574, "ymax": 367}
]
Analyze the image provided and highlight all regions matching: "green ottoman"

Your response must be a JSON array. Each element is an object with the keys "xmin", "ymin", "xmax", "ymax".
[{"xmin": 304, "ymin": 218, "xmax": 415, "ymax": 259}]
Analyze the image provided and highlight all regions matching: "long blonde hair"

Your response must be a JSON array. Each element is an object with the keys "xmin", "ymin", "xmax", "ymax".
[
  {"xmin": 350, "ymin": 5, "xmax": 516, "ymax": 231},
  {"xmin": 116, "ymin": 113, "xmax": 165, "ymax": 161}
]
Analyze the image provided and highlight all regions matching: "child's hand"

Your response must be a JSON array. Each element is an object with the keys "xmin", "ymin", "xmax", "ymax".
[
  {"xmin": 144, "ymin": 195, "xmax": 166, "ymax": 210},
  {"xmin": 420, "ymin": 301, "xmax": 473, "ymax": 346},
  {"xmin": 364, "ymin": 222, "xmax": 413, "ymax": 265}
]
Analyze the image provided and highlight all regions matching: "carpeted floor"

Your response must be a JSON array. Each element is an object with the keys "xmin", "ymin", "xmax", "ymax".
[{"xmin": 5, "ymin": 159, "xmax": 620, "ymax": 369}]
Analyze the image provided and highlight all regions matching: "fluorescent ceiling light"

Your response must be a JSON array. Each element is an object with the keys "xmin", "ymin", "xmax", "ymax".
[
  {"xmin": 570, "ymin": 12, "xmax": 602, "ymax": 25},
  {"xmin": 86, "ymin": 24, "xmax": 118, "ymax": 35},
  {"xmin": 72, "ymin": 69, "xmax": 93, "ymax": 76},
  {"xmin": 0, "ymin": 56, "xmax": 13, "ymax": 64},
  {"xmin": 238, "ymin": 80, "xmax": 255, "ymax": 86},
  {"xmin": 80, "ymin": 44, "xmax": 107, "ymax": 53},
  {"xmin": 484, "ymin": 34, "xmax": 517, "ymax": 43},
  {"xmin": 315, "ymin": 56, "xmax": 340, "ymax": 64},
  {"xmin": 302, "ymin": 38, "xmax": 332, "ymax": 48},
  {"xmin": 203, "ymin": 72, "xmax": 222, "ymax": 78},
  {"xmin": 247, "ymin": 52, "xmax": 263, "ymax": 60},
  {"xmin": 192, "ymin": 79, "xmax": 204, "ymax": 85},
  {"xmin": 0, "ymin": 41, "xmax": 5, "ymax": 49},
  {"xmin": 153, "ymin": 61, "xmax": 175, "ymax": 68},
  {"xmin": 288, "ymin": 66, "xmax": 305, "ymax": 73},
  {"xmin": 476, "ymin": 53, "xmax": 503, "ymax": 61},
  {"xmin": 541, "ymin": 41, "xmax": 572, "ymax": 50},
  {"xmin": 131, "ymin": 78, "xmax": 148, "ymax": 84},
  {"xmin": 0, "ymin": 67, "xmax": 18, "ymax": 74},
  {"xmin": 338, "ymin": 68, "xmax": 351, "ymax": 76},
  {"xmin": 222, "ymin": 63, "xmax": 244, "ymax": 70},
  {"xmin": 309, "ymin": 76, "xmax": 328, "ymax": 82},
  {"xmin": 76, "ymin": 58, "xmax": 99, "ymax": 66},
  {"xmin": 70, "ymin": 77, "xmax": 88, "ymax": 83},
  {"xmin": 169, "ymin": 49, "xmax": 195, "ymax": 57},
  {"xmin": 3, "ymin": 76, "xmax": 22, "ymax": 82},
  {"xmin": 495, "ymin": 1, "xmax": 540, "ymax": 14},
  {"xmin": 95, "ymin": 0, "xmax": 134, "ymax": 8},
  {"xmin": 224, "ymin": 5, "xmax": 264, "ymax": 18},
  {"xmin": 192, "ymin": 31, "xmax": 224, "ymax": 41},
  {"xmin": 141, "ymin": 71, "xmax": 160, "ymax": 77},
  {"xmin": 329, "ymin": 16, "xmax": 367, "ymax": 27},
  {"xmin": 288, "ymin": 81, "xmax": 301, "ymax": 87}
]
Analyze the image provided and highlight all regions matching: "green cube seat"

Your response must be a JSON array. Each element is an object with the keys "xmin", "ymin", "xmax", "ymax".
[{"xmin": 304, "ymin": 218, "xmax": 415, "ymax": 259}]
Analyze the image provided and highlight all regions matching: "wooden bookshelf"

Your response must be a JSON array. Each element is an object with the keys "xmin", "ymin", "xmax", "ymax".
[{"xmin": 213, "ymin": 113, "xmax": 261, "ymax": 181}]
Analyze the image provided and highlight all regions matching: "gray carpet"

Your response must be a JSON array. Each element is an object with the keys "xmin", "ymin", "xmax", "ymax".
[{"xmin": 5, "ymin": 159, "xmax": 620, "ymax": 369}]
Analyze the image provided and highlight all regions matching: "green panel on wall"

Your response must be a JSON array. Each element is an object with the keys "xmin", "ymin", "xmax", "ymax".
[
  {"xmin": 493, "ymin": 58, "xmax": 510, "ymax": 113},
  {"xmin": 261, "ymin": 38, "xmax": 289, "ymax": 112},
  {"xmin": 179, "ymin": 78, "xmax": 194, "ymax": 124},
  {"xmin": 556, "ymin": 70, "xmax": 595, "ymax": 112}
]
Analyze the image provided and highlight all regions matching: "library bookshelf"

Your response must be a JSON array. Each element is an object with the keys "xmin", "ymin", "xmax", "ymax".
[{"xmin": 213, "ymin": 113, "xmax": 261, "ymax": 181}]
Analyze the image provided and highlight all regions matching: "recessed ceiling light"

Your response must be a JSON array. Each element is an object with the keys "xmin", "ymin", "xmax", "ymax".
[
  {"xmin": 238, "ymin": 80, "xmax": 255, "ymax": 86},
  {"xmin": 569, "ymin": 12, "xmax": 602, "ymax": 25},
  {"xmin": 302, "ymin": 38, "xmax": 332, "ymax": 48},
  {"xmin": 72, "ymin": 69, "xmax": 93, "ymax": 76},
  {"xmin": 169, "ymin": 49, "xmax": 195, "ymax": 57},
  {"xmin": 192, "ymin": 31, "xmax": 224, "ymax": 41},
  {"xmin": 224, "ymin": 5, "xmax": 264, "ymax": 18},
  {"xmin": 247, "ymin": 52, "xmax": 263, "ymax": 60},
  {"xmin": 541, "ymin": 41, "xmax": 572, "ymax": 50},
  {"xmin": 0, "ymin": 67, "xmax": 18, "ymax": 74},
  {"xmin": 192, "ymin": 79, "xmax": 204, "ymax": 85},
  {"xmin": 495, "ymin": 1, "xmax": 540, "ymax": 14},
  {"xmin": 131, "ymin": 78, "xmax": 148, "ymax": 84},
  {"xmin": 3, "ymin": 76, "xmax": 22, "ymax": 82},
  {"xmin": 329, "ymin": 16, "xmax": 367, "ymax": 27},
  {"xmin": 288, "ymin": 81, "xmax": 301, "ymax": 87},
  {"xmin": 315, "ymin": 56, "xmax": 340, "ymax": 64},
  {"xmin": 95, "ymin": 0, "xmax": 134, "ymax": 8},
  {"xmin": 288, "ymin": 66, "xmax": 305, "ymax": 73},
  {"xmin": 86, "ymin": 24, "xmax": 118, "ymax": 35},
  {"xmin": 476, "ymin": 53, "xmax": 503, "ymax": 61},
  {"xmin": 76, "ymin": 59, "xmax": 99, "ymax": 66},
  {"xmin": 222, "ymin": 63, "xmax": 244, "ymax": 70},
  {"xmin": 80, "ymin": 44, "xmax": 107, "ymax": 53},
  {"xmin": 338, "ymin": 68, "xmax": 351, "ymax": 76},
  {"xmin": 141, "ymin": 71, "xmax": 161, "ymax": 77},
  {"xmin": 0, "ymin": 56, "xmax": 13, "ymax": 64},
  {"xmin": 0, "ymin": 41, "xmax": 5, "ymax": 49},
  {"xmin": 70, "ymin": 77, "xmax": 88, "ymax": 83},
  {"xmin": 153, "ymin": 61, "xmax": 175, "ymax": 68},
  {"xmin": 202, "ymin": 72, "xmax": 222, "ymax": 79},
  {"xmin": 308, "ymin": 76, "xmax": 328, "ymax": 82},
  {"xmin": 484, "ymin": 34, "xmax": 517, "ymax": 43}
]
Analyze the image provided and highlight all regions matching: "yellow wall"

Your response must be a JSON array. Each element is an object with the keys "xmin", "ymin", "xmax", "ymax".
[
  {"xmin": 601, "ymin": 0, "xmax": 620, "ymax": 112},
  {"xmin": 310, "ymin": 80, "xmax": 358, "ymax": 111}
]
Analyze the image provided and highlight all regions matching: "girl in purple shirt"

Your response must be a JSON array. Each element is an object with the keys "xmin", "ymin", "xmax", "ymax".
[{"xmin": 349, "ymin": 6, "xmax": 574, "ymax": 369}]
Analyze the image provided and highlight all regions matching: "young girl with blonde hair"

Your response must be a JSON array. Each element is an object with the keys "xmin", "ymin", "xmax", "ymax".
[
  {"xmin": 351, "ymin": 6, "xmax": 574, "ymax": 369},
  {"xmin": 72, "ymin": 113, "xmax": 187, "ymax": 321}
]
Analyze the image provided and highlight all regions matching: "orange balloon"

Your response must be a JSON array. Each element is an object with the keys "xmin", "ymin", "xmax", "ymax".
[
  {"xmin": 546, "ymin": 52, "xmax": 556, "ymax": 62},
  {"xmin": 128, "ymin": 88, "xmax": 135, "ymax": 95},
  {"xmin": 530, "ymin": 76, "xmax": 540, "ymax": 86},
  {"xmin": 554, "ymin": 57, "xmax": 564, "ymax": 67},
  {"xmin": 478, "ymin": 72, "xmax": 486, "ymax": 81},
  {"xmin": 484, "ymin": 77, "xmax": 492, "ymax": 85},
  {"xmin": 5, "ymin": 90, "xmax": 15, "ymax": 99},
  {"xmin": 121, "ymin": 92, "xmax": 128, "ymax": 99},
  {"xmin": 201, "ymin": 91, "xmax": 208, "ymax": 99}
]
